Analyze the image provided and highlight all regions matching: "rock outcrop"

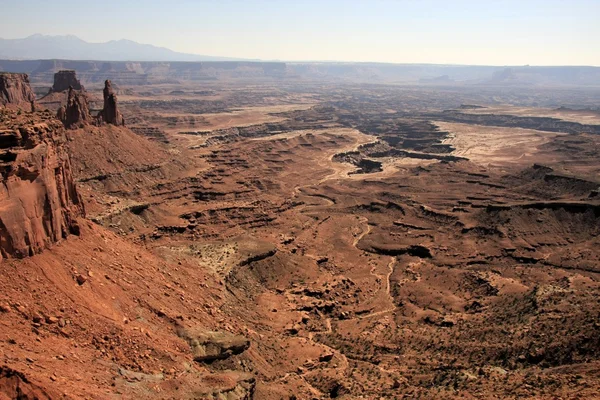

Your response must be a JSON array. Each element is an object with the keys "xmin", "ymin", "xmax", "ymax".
[
  {"xmin": 97, "ymin": 80, "xmax": 125, "ymax": 126},
  {"xmin": 57, "ymin": 86, "xmax": 91, "ymax": 129},
  {"xmin": 0, "ymin": 73, "xmax": 36, "ymax": 111},
  {"xmin": 0, "ymin": 109, "xmax": 84, "ymax": 259},
  {"xmin": 51, "ymin": 70, "xmax": 84, "ymax": 93},
  {"xmin": 177, "ymin": 327, "xmax": 250, "ymax": 362}
]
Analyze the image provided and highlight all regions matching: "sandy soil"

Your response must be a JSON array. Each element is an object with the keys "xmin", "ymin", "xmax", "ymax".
[
  {"xmin": 436, "ymin": 121, "xmax": 567, "ymax": 167},
  {"xmin": 460, "ymin": 105, "xmax": 600, "ymax": 125}
]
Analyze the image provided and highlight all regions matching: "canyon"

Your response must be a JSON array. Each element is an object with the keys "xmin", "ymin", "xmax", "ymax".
[{"xmin": 0, "ymin": 67, "xmax": 599, "ymax": 399}]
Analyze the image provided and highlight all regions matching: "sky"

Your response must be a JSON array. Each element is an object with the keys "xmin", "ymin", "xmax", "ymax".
[{"xmin": 1, "ymin": 0, "xmax": 599, "ymax": 66}]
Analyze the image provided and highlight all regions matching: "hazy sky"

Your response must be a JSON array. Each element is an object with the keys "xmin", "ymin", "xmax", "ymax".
[{"xmin": 1, "ymin": 0, "xmax": 599, "ymax": 65}]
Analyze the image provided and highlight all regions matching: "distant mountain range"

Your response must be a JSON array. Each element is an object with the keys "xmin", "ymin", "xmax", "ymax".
[
  {"xmin": 0, "ymin": 34, "xmax": 249, "ymax": 62},
  {"xmin": 1, "ymin": 35, "xmax": 599, "ymax": 87}
]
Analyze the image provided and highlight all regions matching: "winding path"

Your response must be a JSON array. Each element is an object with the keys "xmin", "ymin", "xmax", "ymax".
[{"xmin": 359, "ymin": 257, "xmax": 397, "ymax": 320}]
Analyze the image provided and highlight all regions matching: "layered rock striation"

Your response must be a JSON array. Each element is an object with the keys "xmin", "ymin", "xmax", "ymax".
[
  {"xmin": 0, "ymin": 109, "xmax": 84, "ymax": 259},
  {"xmin": 0, "ymin": 73, "xmax": 36, "ymax": 111}
]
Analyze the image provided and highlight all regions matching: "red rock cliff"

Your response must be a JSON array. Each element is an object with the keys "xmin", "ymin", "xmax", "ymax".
[
  {"xmin": 0, "ymin": 109, "xmax": 84, "ymax": 259},
  {"xmin": 0, "ymin": 73, "xmax": 36, "ymax": 111}
]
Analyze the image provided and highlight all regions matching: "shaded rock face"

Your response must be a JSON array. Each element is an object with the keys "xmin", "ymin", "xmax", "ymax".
[
  {"xmin": 0, "ymin": 73, "xmax": 36, "ymax": 111},
  {"xmin": 0, "ymin": 109, "xmax": 84, "ymax": 259},
  {"xmin": 177, "ymin": 327, "xmax": 250, "ymax": 362},
  {"xmin": 97, "ymin": 80, "xmax": 125, "ymax": 126},
  {"xmin": 57, "ymin": 86, "xmax": 91, "ymax": 129},
  {"xmin": 0, "ymin": 366, "xmax": 54, "ymax": 400},
  {"xmin": 51, "ymin": 70, "xmax": 84, "ymax": 93}
]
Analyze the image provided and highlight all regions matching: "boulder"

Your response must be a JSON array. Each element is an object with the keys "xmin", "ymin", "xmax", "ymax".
[{"xmin": 177, "ymin": 327, "xmax": 250, "ymax": 362}]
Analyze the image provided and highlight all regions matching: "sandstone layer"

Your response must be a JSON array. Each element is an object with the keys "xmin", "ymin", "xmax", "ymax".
[
  {"xmin": 0, "ymin": 73, "xmax": 36, "ymax": 111},
  {"xmin": 0, "ymin": 109, "xmax": 84, "ymax": 259}
]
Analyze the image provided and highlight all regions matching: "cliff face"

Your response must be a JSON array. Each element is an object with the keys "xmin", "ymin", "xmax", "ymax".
[
  {"xmin": 0, "ymin": 109, "xmax": 84, "ymax": 259},
  {"xmin": 0, "ymin": 73, "xmax": 36, "ymax": 110},
  {"xmin": 51, "ymin": 70, "xmax": 84, "ymax": 92},
  {"xmin": 97, "ymin": 80, "xmax": 125, "ymax": 126}
]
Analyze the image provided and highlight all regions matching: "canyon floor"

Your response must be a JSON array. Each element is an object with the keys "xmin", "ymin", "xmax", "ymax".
[{"xmin": 2, "ymin": 79, "xmax": 600, "ymax": 399}]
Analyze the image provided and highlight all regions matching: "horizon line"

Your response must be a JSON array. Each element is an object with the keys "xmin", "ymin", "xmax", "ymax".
[
  {"xmin": 1, "ymin": 34, "xmax": 599, "ymax": 68},
  {"xmin": 1, "ymin": 57, "xmax": 600, "ymax": 69}
]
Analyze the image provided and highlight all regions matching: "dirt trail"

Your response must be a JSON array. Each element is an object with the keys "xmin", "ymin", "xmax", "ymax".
[
  {"xmin": 353, "ymin": 217, "xmax": 372, "ymax": 247},
  {"xmin": 359, "ymin": 258, "xmax": 397, "ymax": 320}
]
